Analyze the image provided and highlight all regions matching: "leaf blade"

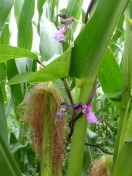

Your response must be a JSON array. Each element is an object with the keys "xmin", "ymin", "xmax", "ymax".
[
  {"xmin": 0, "ymin": 0, "xmax": 15, "ymax": 35},
  {"xmin": 0, "ymin": 45, "xmax": 38, "ymax": 63},
  {"xmin": 40, "ymin": 15, "xmax": 63, "ymax": 61},
  {"xmin": 69, "ymin": 0, "xmax": 129, "ymax": 80},
  {"xmin": 17, "ymin": 0, "xmax": 35, "ymax": 49},
  {"xmin": 27, "ymin": 48, "xmax": 71, "ymax": 82}
]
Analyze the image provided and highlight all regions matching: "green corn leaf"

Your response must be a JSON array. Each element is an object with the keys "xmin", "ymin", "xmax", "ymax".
[
  {"xmin": 0, "ymin": 45, "xmax": 38, "ymax": 63},
  {"xmin": 113, "ymin": 142, "xmax": 132, "ymax": 176},
  {"xmin": 98, "ymin": 48, "xmax": 122, "ymax": 93},
  {"xmin": 37, "ymin": 0, "xmax": 46, "ymax": 19},
  {"xmin": 123, "ymin": 109, "xmax": 132, "ymax": 143},
  {"xmin": 14, "ymin": 0, "xmax": 24, "ymax": 26},
  {"xmin": 17, "ymin": 0, "xmax": 35, "ymax": 50},
  {"xmin": 111, "ymin": 14, "xmax": 124, "ymax": 45},
  {"xmin": 0, "ymin": 0, "xmax": 14, "ymax": 35},
  {"xmin": 27, "ymin": 48, "xmax": 71, "ymax": 82},
  {"xmin": 5, "ymin": 96, "xmax": 14, "ymax": 117},
  {"xmin": 65, "ymin": 0, "xmax": 83, "ymax": 17},
  {"xmin": 64, "ymin": 0, "xmax": 84, "ymax": 46},
  {"xmin": 17, "ymin": 0, "xmax": 36, "ymax": 73},
  {"xmin": 98, "ymin": 48, "xmax": 122, "ymax": 107},
  {"xmin": 0, "ymin": 64, "xmax": 8, "ymax": 144},
  {"xmin": 69, "ymin": 0, "xmax": 129, "ymax": 81},
  {"xmin": 7, "ymin": 60, "xmax": 23, "ymax": 119},
  {"xmin": 48, "ymin": 0, "xmax": 59, "ymax": 22},
  {"xmin": 0, "ymin": 20, "xmax": 10, "ymax": 45},
  {"xmin": 0, "ymin": 133, "xmax": 22, "ymax": 176}
]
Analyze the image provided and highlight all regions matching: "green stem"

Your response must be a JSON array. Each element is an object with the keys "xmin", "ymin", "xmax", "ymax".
[
  {"xmin": 67, "ymin": 80, "xmax": 94, "ymax": 176},
  {"xmin": 113, "ymin": 2, "xmax": 132, "ymax": 168},
  {"xmin": 74, "ymin": 19, "xmax": 85, "ymax": 26}
]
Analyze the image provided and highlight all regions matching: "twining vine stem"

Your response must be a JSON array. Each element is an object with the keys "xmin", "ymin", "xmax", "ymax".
[
  {"xmin": 85, "ymin": 0, "xmax": 95, "ymax": 23},
  {"xmin": 85, "ymin": 142, "xmax": 113, "ymax": 155},
  {"xmin": 61, "ymin": 77, "xmax": 74, "ymax": 105},
  {"xmin": 37, "ymin": 60, "xmax": 45, "ymax": 67}
]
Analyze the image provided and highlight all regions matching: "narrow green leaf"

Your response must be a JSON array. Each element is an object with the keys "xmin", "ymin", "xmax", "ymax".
[
  {"xmin": 40, "ymin": 14, "xmax": 63, "ymax": 61},
  {"xmin": 37, "ymin": 0, "xmax": 46, "ymax": 35},
  {"xmin": 123, "ymin": 109, "xmax": 132, "ymax": 143},
  {"xmin": 0, "ymin": 45, "xmax": 38, "ymax": 63},
  {"xmin": 7, "ymin": 60, "xmax": 23, "ymax": 111},
  {"xmin": 5, "ymin": 96, "xmax": 14, "ymax": 117},
  {"xmin": 0, "ymin": 22, "xmax": 10, "ymax": 45},
  {"xmin": 17, "ymin": 0, "xmax": 35, "ymax": 50},
  {"xmin": 27, "ymin": 48, "xmax": 71, "ymax": 82},
  {"xmin": 48, "ymin": 0, "xmax": 59, "ymax": 22},
  {"xmin": 98, "ymin": 48, "xmax": 122, "ymax": 93},
  {"xmin": 65, "ymin": 0, "xmax": 83, "ymax": 17},
  {"xmin": 14, "ymin": 0, "xmax": 24, "ymax": 25},
  {"xmin": 64, "ymin": 0, "xmax": 84, "ymax": 45},
  {"xmin": 69, "ymin": 0, "xmax": 129, "ymax": 80},
  {"xmin": 0, "ymin": 86, "xmax": 8, "ymax": 144},
  {"xmin": 113, "ymin": 143, "xmax": 132, "ymax": 176},
  {"xmin": 0, "ymin": 0, "xmax": 14, "ymax": 35},
  {"xmin": 0, "ymin": 133, "xmax": 22, "ymax": 176},
  {"xmin": 111, "ymin": 14, "xmax": 124, "ymax": 44},
  {"xmin": 37, "ymin": 0, "xmax": 46, "ymax": 19}
]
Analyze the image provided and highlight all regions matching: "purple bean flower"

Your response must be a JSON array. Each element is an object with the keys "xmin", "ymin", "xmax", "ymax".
[
  {"xmin": 56, "ymin": 111, "xmax": 63, "ymax": 118},
  {"xmin": 58, "ymin": 13, "xmax": 68, "ymax": 19},
  {"xmin": 55, "ymin": 107, "xmax": 66, "ymax": 122},
  {"xmin": 69, "ymin": 17, "xmax": 74, "ymax": 23},
  {"xmin": 73, "ymin": 102, "xmax": 83, "ymax": 110},
  {"xmin": 56, "ymin": 102, "xmax": 97, "ymax": 124},
  {"xmin": 54, "ymin": 30, "xmax": 66, "ymax": 42},
  {"xmin": 82, "ymin": 104, "xmax": 97, "ymax": 123},
  {"xmin": 54, "ymin": 13, "xmax": 75, "ymax": 42}
]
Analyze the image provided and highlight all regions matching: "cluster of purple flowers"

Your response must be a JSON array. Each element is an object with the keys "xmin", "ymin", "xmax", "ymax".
[
  {"xmin": 56, "ymin": 102, "xmax": 97, "ymax": 124},
  {"xmin": 54, "ymin": 13, "xmax": 74, "ymax": 42},
  {"xmin": 54, "ymin": 14, "xmax": 97, "ymax": 123}
]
